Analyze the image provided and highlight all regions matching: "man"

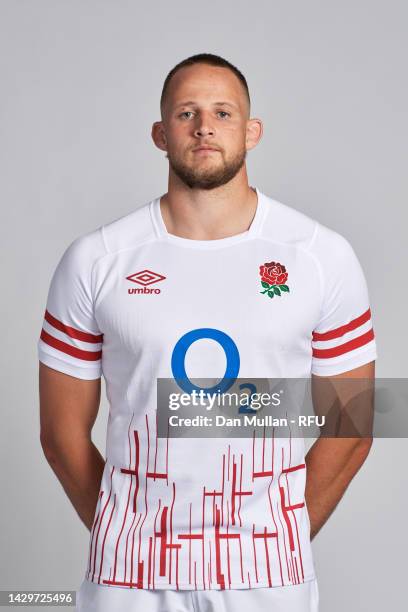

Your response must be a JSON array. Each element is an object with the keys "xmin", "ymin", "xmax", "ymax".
[{"xmin": 38, "ymin": 53, "xmax": 377, "ymax": 612}]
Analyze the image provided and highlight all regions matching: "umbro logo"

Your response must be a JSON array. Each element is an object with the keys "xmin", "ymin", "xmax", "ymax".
[{"xmin": 126, "ymin": 269, "xmax": 166, "ymax": 295}]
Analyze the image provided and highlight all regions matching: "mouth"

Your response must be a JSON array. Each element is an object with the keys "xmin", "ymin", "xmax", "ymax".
[{"xmin": 192, "ymin": 146, "xmax": 220, "ymax": 154}]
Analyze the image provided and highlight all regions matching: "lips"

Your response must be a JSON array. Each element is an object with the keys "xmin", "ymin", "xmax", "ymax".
[{"xmin": 192, "ymin": 145, "xmax": 220, "ymax": 152}]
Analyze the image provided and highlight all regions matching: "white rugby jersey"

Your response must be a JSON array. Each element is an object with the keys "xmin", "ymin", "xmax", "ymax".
[{"xmin": 38, "ymin": 187, "xmax": 377, "ymax": 591}]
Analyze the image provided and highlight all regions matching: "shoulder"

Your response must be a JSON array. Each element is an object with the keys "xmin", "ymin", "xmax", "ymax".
[
  {"xmin": 52, "ymin": 225, "xmax": 106, "ymax": 282},
  {"xmin": 58, "ymin": 197, "xmax": 156, "ymax": 271},
  {"xmin": 101, "ymin": 199, "xmax": 156, "ymax": 253},
  {"xmin": 259, "ymin": 192, "xmax": 317, "ymax": 248},
  {"xmin": 259, "ymin": 191, "xmax": 355, "ymax": 261}
]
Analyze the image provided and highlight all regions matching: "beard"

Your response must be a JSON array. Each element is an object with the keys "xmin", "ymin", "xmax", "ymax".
[{"xmin": 166, "ymin": 145, "xmax": 247, "ymax": 190}]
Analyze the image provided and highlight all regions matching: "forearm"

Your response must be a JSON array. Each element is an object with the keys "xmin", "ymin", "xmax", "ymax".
[
  {"xmin": 305, "ymin": 436, "xmax": 372, "ymax": 539},
  {"xmin": 41, "ymin": 433, "xmax": 105, "ymax": 531}
]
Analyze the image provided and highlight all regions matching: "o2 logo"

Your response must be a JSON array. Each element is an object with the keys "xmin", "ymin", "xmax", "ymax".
[
  {"xmin": 238, "ymin": 382, "xmax": 258, "ymax": 415},
  {"xmin": 171, "ymin": 327, "xmax": 257, "ymax": 413}
]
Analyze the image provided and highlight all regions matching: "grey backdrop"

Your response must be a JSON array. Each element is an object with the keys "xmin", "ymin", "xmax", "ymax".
[{"xmin": 1, "ymin": 1, "xmax": 407, "ymax": 610}]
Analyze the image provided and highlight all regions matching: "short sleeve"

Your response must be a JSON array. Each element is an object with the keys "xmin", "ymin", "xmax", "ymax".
[
  {"xmin": 310, "ymin": 224, "xmax": 378, "ymax": 376},
  {"xmin": 37, "ymin": 231, "xmax": 105, "ymax": 380}
]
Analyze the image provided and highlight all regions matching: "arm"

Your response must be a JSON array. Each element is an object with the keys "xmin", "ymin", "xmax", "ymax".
[
  {"xmin": 39, "ymin": 362, "xmax": 105, "ymax": 531},
  {"xmin": 305, "ymin": 360, "xmax": 375, "ymax": 540}
]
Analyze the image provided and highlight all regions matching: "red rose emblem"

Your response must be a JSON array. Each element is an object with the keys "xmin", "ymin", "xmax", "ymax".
[
  {"xmin": 259, "ymin": 261, "xmax": 288, "ymax": 286},
  {"xmin": 259, "ymin": 260, "xmax": 290, "ymax": 299}
]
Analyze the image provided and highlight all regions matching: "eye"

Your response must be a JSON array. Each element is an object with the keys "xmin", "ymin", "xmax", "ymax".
[
  {"xmin": 217, "ymin": 111, "xmax": 231, "ymax": 118},
  {"xmin": 179, "ymin": 111, "xmax": 194, "ymax": 119}
]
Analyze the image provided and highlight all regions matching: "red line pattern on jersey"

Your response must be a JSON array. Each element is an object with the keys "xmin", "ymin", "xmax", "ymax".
[
  {"xmin": 90, "ymin": 466, "xmax": 115, "ymax": 582},
  {"xmin": 90, "ymin": 413, "xmax": 309, "ymax": 590},
  {"xmin": 231, "ymin": 455, "xmax": 252, "ymax": 526},
  {"xmin": 98, "ymin": 493, "xmax": 116, "ymax": 583},
  {"xmin": 87, "ymin": 491, "xmax": 103, "ymax": 579}
]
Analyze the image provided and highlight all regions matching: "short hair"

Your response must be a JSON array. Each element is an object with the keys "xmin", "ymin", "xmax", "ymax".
[{"xmin": 160, "ymin": 53, "xmax": 250, "ymax": 116}]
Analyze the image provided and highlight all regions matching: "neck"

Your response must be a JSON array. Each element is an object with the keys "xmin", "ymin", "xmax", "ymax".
[{"xmin": 159, "ymin": 177, "xmax": 258, "ymax": 240}]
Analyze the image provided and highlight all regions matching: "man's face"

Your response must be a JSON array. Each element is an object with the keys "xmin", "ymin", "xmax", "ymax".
[{"xmin": 158, "ymin": 64, "xmax": 251, "ymax": 190}]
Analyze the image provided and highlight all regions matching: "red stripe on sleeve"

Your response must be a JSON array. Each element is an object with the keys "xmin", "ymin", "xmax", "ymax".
[
  {"xmin": 312, "ymin": 308, "xmax": 371, "ymax": 342},
  {"xmin": 44, "ymin": 309, "xmax": 103, "ymax": 343},
  {"xmin": 40, "ymin": 329, "xmax": 102, "ymax": 361},
  {"xmin": 312, "ymin": 328, "xmax": 375, "ymax": 359}
]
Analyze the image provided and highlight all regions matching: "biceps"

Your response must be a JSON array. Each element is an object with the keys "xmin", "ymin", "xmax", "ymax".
[
  {"xmin": 39, "ymin": 362, "xmax": 101, "ymax": 445},
  {"xmin": 311, "ymin": 363, "xmax": 375, "ymax": 436}
]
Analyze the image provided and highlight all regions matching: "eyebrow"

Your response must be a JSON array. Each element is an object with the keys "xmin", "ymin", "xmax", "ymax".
[{"xmin": 174, "ymin": 101, "xmax": 238, "ymax": 110}]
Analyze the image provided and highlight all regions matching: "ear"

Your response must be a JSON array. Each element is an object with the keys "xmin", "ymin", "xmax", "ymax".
[
  {"xmin": 245, "ymin": 118, "xmax": 263, "ymax": 152},
  {"xmin": 151, "ymin": 121, "xmax": 167, "ymax": 152}
]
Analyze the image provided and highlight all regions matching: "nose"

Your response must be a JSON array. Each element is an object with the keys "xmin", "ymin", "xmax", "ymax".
[
  {"xmin": 194, "ymin": 126, "xmax": 214, "ymax": 137},
  {"xmin": 193, "ymin": 112, "xmax": 215, "ymax": 138}
]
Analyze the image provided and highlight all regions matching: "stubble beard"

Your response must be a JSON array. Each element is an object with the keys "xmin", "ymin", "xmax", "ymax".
[{"xmin": 166, "ymin": 146, "xmax": 247, "ymax": 190}]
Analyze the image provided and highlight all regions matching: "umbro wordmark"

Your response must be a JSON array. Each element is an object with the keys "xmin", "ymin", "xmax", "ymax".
[{"xmin": 126, "ymin": 269, "xmax": 166, "ymax": 294}]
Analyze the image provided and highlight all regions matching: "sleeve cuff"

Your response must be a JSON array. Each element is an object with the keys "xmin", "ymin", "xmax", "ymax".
[
  {"xmin": 38, "ymin": 345, "xmax": 102, "ymax": 380},
  {"xmin": 311, "ymin": 345, "xmax": 378, "ymax": 376}
]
